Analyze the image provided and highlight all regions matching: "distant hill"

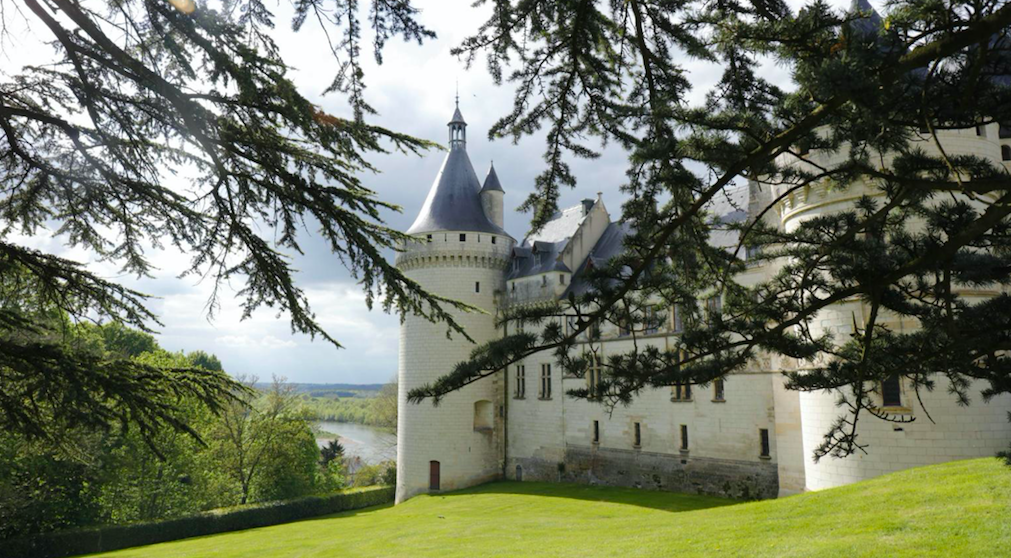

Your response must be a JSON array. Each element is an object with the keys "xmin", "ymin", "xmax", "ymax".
[{"xmin": 253, "ymin": 383, "xmax": 388, "ymax": 402}]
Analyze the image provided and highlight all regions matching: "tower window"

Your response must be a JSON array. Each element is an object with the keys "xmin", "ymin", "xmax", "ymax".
[
  {"xmin": 491, "ymin": 236, "xmax": 497, "ymax": 244},
  {"xmin": 426, "ymin": 234, "xmax": 432, "ymax": 242},
  {"xmin": 460, "ymin": 233, "xmax": 467, "ymax": 242},
  {"xmin": 882, "ymin": 374, "xmax": 902, "ymax": 407},
  {"xmin": 713, "ymin": 379, "xmax": 725, "ymax": 402},
  {"xmin": 542, "ymin": 275, "xmax": 548, "ymax": 287},
  {"xmin": 976, "ymin": 124, "xmax": 986, "ymax": 137},
  {"xmin": 560, "ymin": 274, "xmax": 566, "ymax": 285},
  {"xmin": 1002, "ymin": 145, "xmax": 1011, "ymax": 161},
  {"xmin": 511, "ymin": 282, "xmax": 516, "ymax": 293},
  {"xmin": 539, "ymin": 363, "xmax": 552, "ymax": 399},
  {"xmin": 515, "ymin": 365, "xmax": 526, "ymax": 398},
  {"xmin": 680, "ymin": 424, "xmax": 689, "ymax": 451},
  {"xmin": 475, "ymin": 281, "xmax": 480, "ymax": 293},
  {"xmin": 633, "ymin": 422, "xmax": 642, "ymax": 448},
  {"xmin": 587, "ymin": 353, "xmax": 602, "ymax": 399},
  {"xmin": 592, "ymin": 420, "xmax": 600, "ymax": 444},
  {"xmin": 760, "ymin": 428, "xmax": 771, "ymax": 458}
]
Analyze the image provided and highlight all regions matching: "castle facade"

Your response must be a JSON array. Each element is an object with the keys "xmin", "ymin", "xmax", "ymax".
[{"xmin": 394, "ymin": 103, "xmax": 1011, "ymax": 504}]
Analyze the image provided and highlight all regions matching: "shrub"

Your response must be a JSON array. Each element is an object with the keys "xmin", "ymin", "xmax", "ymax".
[{"xmin": 5, "ymin": 486, "xmax": 393, "ymax": 558}]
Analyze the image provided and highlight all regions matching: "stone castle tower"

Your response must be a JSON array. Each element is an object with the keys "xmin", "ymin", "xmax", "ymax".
[{"xmin": 395, "ymin": 103, "xmax": 515, "ymax": 503}]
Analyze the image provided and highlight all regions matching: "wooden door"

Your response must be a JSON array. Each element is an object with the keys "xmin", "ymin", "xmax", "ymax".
[{"xmin": 429, "ymin": 460, "xmax": 440, "ymax": 491}]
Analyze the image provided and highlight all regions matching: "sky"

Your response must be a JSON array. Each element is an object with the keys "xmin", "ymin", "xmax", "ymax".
[{"xmin": 1, "ymin": 0, "xmax": 857, "ymax": 384}]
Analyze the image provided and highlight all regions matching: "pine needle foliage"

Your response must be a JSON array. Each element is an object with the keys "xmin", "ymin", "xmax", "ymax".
[
  {"xmin": 0, "ymin": 0, "xmax": 461, "ymax": 445},
  {"xmin": 409, "ymin": 0, "xmax": 1011, "ymax": 461}
]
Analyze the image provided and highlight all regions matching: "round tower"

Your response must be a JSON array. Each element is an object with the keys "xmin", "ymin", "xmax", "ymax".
[{"xmin": 395, "ymin": 103, "xmax": 516, "ymax": 503}]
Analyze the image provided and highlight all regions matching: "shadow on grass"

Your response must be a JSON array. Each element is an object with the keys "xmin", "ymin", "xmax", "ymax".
[{"xmin": 430, "ymin": 480, "xmax": 739, "ymax": 513}]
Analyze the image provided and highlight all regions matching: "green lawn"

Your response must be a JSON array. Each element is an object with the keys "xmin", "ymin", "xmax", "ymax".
[{"xmin": 89, "ymin": 458, "xmax": 1011, "ymax": 558}]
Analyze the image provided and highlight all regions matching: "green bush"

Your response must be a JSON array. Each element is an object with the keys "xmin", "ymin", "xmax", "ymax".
[{"xmin": 5, "ymin": 486, "xmax": 394, "ymax": 558}]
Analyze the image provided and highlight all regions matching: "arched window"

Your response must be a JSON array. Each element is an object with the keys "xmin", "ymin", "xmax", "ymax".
[
  {"xmin": 474, "ymin": 400, "xmax": 493, "ymax": 431},
  {"xmin": 1002, "ymin": 145, "xmax": 1011, "ymax": 161}
]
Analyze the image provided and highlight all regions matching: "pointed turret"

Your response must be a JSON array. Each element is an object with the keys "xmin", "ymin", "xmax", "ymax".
[
  {"xmin": 480, "ymin": 163, "xmax": 505, "ymax": 229},
  {"xmin": 406, "ymin": 104, "xmax": 509, "ymax": 237}
]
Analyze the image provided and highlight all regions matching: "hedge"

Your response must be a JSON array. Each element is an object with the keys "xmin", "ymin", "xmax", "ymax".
[{"xmin": 4, "ymin": 486, "xmax": 394, "ymax": 558}]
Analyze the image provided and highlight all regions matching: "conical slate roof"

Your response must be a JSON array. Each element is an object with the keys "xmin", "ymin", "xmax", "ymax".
[
  {"xmin": 481, "ymin": 163, "xmax": 504, "ymax": 193},
  {"xmin": 406, "ymin": 147, "xmax": 509, "ymax": 236},
  {"xmin": 449, "ymin": 106, "xmax": 466, "ymax": 125},
  {"xmin": 849, "ymin": 0, "xmax": 882, "ymax": 36}
]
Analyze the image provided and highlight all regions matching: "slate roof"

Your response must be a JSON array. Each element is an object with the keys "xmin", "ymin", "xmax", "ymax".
[
  {"xmin": 481, "ymin": 163, "xmax": 504, "ymax": 193},
  {"xmin": 406, "ymin": 147, "xmax": 510, "ymax": 236}
]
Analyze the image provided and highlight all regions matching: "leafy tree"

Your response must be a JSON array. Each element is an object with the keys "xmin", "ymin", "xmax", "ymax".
[
  {"xmin": 0, "ymin": 0, "xmax": 467, "ymax": 443},
  {"xmin": 207, "ymin": 376, "xmax": 315, "ymax": 504},
  {"xmin": 370, "ymin": 378, "xmax": 398, "ymax": 431},
  {"xmin": 94, "ymin": 322, "xmax": 158, "ymax": 358},
  {"xmin": 188, "ymin": 350, "xmax": 224, "ymax": 372},
  {"xmin": 409, "ymin": 0, "xmax": 1011, "ymax": 461}
]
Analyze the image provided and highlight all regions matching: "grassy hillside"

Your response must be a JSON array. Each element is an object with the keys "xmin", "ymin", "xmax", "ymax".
[{"xmin": 88, "ymin": 458, "xmax": 1011, "ymax": 558}]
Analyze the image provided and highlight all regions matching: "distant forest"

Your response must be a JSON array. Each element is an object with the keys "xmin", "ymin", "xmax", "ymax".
[{"xmin": 288, "ymin": 383, "xmax": 397, "ymax": 429}]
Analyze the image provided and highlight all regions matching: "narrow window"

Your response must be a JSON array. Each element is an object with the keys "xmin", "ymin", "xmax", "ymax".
[
  {"xmin": 560, "ymin": 274, "xmax": 566, "ymax": 285},
  {"xmin": 460, "ymin": 233, "xmax": 467, "ymax": 242},
  {"xmin": 477, "ymin": 235, "xmax": 481, "ymax": 243},
  {"xmin": 542, "ymin": 275, "xmax": 548, "ymax": 287},
  {"xmin": 540, "ymin": 363, "xmax": 552, "ymax": 399},
  {"xmin": 511, "ymin": 282, "xmax": 516, "ymax": 293},
  {"xmin": 592, "ymin": 420, "xmax": 600, "ymax": 444},
  {"xmin": 713, "ymin": 379, "xmax": 725, "ymax": 401},
  {"xmin": 882, "ymin": 374, "xmax": 902, "ymax": 407},
  {"xmin": 587, "ymin": 354, "xmax": 601, "ymax": 398},
  {"xmin": 645, "ymin": 306, "xmax": 660, "ymax": 334},
  {"xmin": 634, "ymin": 422, "xmax": 642, "ymax": 448},
  {"xmin": 1002, "ymin": 145, "xmax": 1011, "ymax": 161},
  {"xmin": 673, "ymin": 304, "xmax": 683, "ymax": 332},
  {"xmin": 491, "ymin": 236, "xmax": 497, "ymax": 244},
  {"xmin": 515, "ymin": 365, "xmax": 525, "ymax": 398},
  {"xmin": 760, "ymin": 428, "xmax": 771, "ymax": 458},
  {"xmin": 475, "ymin": 281, "xmax": 480, "ymax": 293},
  {"xmin": 680, "ymin": 425, "xmax": 689, "ymax": 451},
  {"xmin": 706, "ymin": 295, "xmax": 722, "ymax": 320},
  {"xmin": 976, "ymin": 124, "xmax": 986, "ymax": 137},
  {"xmin": 672, "ymin": 382, "xmax": 692, "ymax": 402}
]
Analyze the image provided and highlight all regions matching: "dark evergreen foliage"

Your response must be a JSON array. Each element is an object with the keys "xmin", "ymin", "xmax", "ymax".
[
  {"xmin": 410, "ymin": 0, "xmax": 1011, "ymax": 461},
  {"xmin": 0, "ymin": 0, "xmax": 464, "ymax": 445}
]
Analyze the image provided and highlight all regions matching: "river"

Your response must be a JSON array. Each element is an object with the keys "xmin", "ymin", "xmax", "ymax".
[{"xmin": 316, "ymin": 421, "xmax": 396, "ymax": 465}]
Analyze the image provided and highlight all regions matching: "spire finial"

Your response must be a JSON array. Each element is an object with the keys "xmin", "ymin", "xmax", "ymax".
[{"xmin": 455, "ymin": 81, "xmax": 459, "ymax": 108}]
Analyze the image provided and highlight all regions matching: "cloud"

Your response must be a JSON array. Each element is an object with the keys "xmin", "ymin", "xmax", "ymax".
[{"xmin": 2, "ymin": 0, "xmax": 864, "ymax": 384}]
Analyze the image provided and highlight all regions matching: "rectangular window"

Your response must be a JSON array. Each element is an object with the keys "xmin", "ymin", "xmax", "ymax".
[
  {"xmin": 592, "ymin": 420, "xmax": 600, "ymax": 444},
  {"xmin": 882, "ymin": 374, "xmax": 902, "ymax": 407},
  {"xmin": 459, "ymin": 233, "xmax": 467, "ymax": 242},
  {"xmin": 587, "ymin": 354, "xmax": 602, "ymax": 398},
  {"xmin": 645, "ymin": 306, "xmax": 660, "ymax": 335},
  {"xmin": 713, "ymin": 379, "xmax": 725, "ymax": 401},
  {"xmin": 491, "ymin": 236, "xmax": 497, "ymax": 244},
  {"xmin": 976, "ymin": 124, "xmax": 986, "ymax": 137},
  {"xmin": 515, "ymin": 365, "xmax": 525, "ymax": 398},
  {"xmin": 560, "ymin": 274, "xmax": 566, "ymax": 285},
  {"xmin": 1000, "ymin": 123, "xmax": 1011, "ymax": 139},
  {"xmin": 634, "ymin": 422, "xmax": 642, "ymax": 448},
  {"xmin": 706, "ymin": 295, "xmax": 722, "ymax": 320},
  {"xmin": 672, "ymin": 382, "xmax": 692, "ymax": 402},
  {"xmin": 760, "ymin": 428, "xmax": 771, "ymax": 458},
  {"xmin": 673, "ymin": 304, "xmax": 683, "ymax": 332},
  {"xmin": 426, "ymin": 234, "xmax": 433, "ymax": 242},
  {"xmin": 680, "ymin": 424, "xmax": 689, "ymax": 451},
  {"xmin": 475, "ymin": 281, "xmax": 480, "ymax": 293},
  {"xmin": 540, "ymin": 363, "xmax": 552, "ymax": 399}
]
